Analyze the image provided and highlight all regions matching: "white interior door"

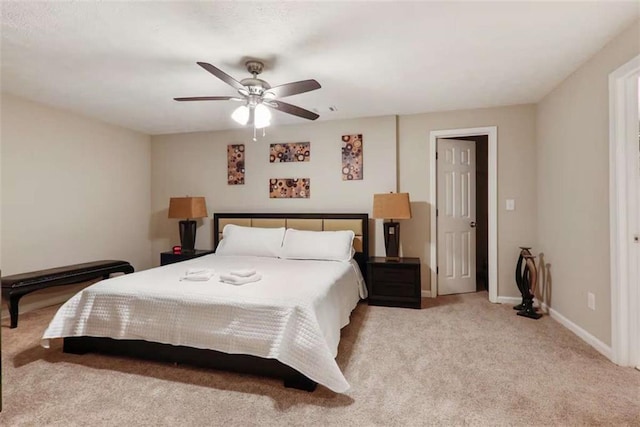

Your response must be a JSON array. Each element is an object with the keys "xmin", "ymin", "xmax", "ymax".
[{"xmin": 437, "ymin": 138, "xmax": 477, "ymax": 295}]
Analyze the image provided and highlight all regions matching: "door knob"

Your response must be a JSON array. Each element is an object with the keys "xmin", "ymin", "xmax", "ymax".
[{"xmin": 470, "ymin": 221, "xmax": 477, "ymax": 228}]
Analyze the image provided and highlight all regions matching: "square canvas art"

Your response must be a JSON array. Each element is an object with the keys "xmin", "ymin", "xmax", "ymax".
[{"xmin": 342, "ymin": 134, "xmax": 363, "ymax": 180}]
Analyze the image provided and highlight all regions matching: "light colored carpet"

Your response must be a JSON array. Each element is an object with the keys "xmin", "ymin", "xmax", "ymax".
[{"xmin": 1, "ymin": 292, "xmax": 638, "ymax": 426}]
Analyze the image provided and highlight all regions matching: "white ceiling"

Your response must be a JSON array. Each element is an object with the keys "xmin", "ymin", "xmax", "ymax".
[{"xmin": 2, "ymin": 1, "xmax": 638, "ymax": 135}]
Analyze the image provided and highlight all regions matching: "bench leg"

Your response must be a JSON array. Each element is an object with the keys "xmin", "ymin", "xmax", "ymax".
[{"xmin": 7, "ymin": 294, "xmax": 22, "ymax": 329}]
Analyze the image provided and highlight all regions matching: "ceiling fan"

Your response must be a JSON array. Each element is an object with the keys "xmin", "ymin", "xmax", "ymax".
[{"xmin": 174, "ymin": 60, "xmax": 321, "ymax": 129}]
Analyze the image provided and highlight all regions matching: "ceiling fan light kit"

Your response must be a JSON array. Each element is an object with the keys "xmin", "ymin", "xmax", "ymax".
[
  {"xmin": 253, "ymin": 104, "xmax": 271, "ymax": 129},
  {"xmin": 231, "ymin": 105, "xmax": 250, "ymax": 125},
  {"xmin": 175, "ymin": 60, "xmax": 320, "ymax": 141}
]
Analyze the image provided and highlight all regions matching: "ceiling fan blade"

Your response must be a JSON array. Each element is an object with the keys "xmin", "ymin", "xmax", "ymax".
[
  {"xmin": 197, "ymin": 62, "xmax": 245, "ymax": 91},
  {"xmin": 269, "ymin": 100, "xmax": 319, "ymax": 120},
  {"xmin": 174, "ymin": 96, "xmax": 243, "ymax": 102},
  {"xmin": 264, "ymin": 79, "xmax": 321, "ymax": 99}
]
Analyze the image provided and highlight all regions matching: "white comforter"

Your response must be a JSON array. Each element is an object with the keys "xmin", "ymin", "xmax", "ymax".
[{"xmin": 42, "ymin": 254, "xmax": 366, "ymax": 393}]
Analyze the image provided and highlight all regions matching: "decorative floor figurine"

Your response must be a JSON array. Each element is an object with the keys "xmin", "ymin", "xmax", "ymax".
[{"xmin": 514, "ymin": 246, "xmax": 542, "ymax": 319}]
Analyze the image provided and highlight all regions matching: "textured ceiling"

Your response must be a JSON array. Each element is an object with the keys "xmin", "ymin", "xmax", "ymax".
[{"xmin": 1, "ymin": 1, "xmax": 638, "ymax": 135}]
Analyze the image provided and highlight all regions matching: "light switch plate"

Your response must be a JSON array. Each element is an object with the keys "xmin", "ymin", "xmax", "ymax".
[
  {"xmin": 588, "ymin": 292, "xmax": 596, "ymax": 310},
  {"xmin": 506, "ymin": 199, "xmax": 515, "ymax": 211}
]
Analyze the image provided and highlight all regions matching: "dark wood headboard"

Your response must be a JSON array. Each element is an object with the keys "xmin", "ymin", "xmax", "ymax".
[{"xmin": 213, "ymin": 213, "xmax": 369, "ymax": 282}]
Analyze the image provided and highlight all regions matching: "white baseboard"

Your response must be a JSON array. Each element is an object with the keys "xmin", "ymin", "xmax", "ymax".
[
  {"xmin": 547, "ymin": 306, "xmax": 613, "ymax": 361},
  {"xmin": 421, "ymin": 290, "xmax": 432, "ymax": 298},
  {"xmin": 495, "ymin": 297, "xmax": 612, "ymax": 361},
  {"xmin": 496, "ymin": 296, "xmax": 521, "ymax": 305}
]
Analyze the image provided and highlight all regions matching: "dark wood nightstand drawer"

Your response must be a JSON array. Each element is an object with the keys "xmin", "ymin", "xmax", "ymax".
[
  {"xmin": 371, "ymin": 267, "xmax": 415, "ymax": 285},
  {"xmin": 366, "ymin": 257, "xmax": 421, "ymax": 309},
  {"xmin": 371, "ymin": 280, "xmax": 415, "ymax": 297}
]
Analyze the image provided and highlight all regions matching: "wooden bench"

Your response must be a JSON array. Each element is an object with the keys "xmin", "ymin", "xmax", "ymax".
[{"xmin": 1, "ymin": 260, "xmax": 134, "ymax": 328}]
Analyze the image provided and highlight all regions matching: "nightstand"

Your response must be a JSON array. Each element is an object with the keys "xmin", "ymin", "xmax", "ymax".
[
  {"xmin": 367, "ymin": 257, "xmax": 421, "ymax": 308},
  {"xmin": 160, "ymin": 249, "xmax": 215, "ymax": 266}
]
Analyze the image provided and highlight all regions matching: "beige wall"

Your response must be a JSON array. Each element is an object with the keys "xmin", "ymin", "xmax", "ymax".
[
  {"xmin": 398, "ymin": 105, "xmax": 537, "ymax": 296},
  {"xmin": 151, "ymin": 106, "xmax": 537, "ymax": 299},
  {"xmin": 0, "ymin": 96, "xmax": 2, "ymax": 275},
  {"xmin": 536, "ymin": 20, "xmax": 640, "ymax": 346},
  {"xmin": 1, "ymin": 94, "xmax": 153, "ymax": 313},
  {"xmin": 150, "ymin": 116, "xmax": 397, "ymax": 263}
]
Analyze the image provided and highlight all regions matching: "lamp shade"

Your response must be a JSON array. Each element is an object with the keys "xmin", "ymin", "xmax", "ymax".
[
  {"xmin": 168, "ymin": 197, "xmax": 208, "ymax": 219},
  {"xmin": 372, "ymin": 193, "xmax": 412, "ymax": 219}
]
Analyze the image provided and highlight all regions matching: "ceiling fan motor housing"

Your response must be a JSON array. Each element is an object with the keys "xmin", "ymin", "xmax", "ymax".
[
  {"xmin": 240, "ymin": 60, "xmax": 272, "ymax": 96},
  {"xmin": 239, "ymin": 77, "xmax": 271, "ymax": 96}
]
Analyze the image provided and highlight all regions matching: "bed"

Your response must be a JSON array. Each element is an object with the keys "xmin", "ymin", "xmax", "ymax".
[{"xmin": 42, "ymin": 213, "xmax": 369, "ymax": 393}]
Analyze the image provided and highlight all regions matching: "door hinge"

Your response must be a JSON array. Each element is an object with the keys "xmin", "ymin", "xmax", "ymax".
[
  {"xmin": 436, "ymin": 208, "xmax": 439, "ymax": 217},
  {"xmin": 436, "ymin": 152, "xmax": 438, "ymax": 160},
  {"xmin": 436, "ymin": 266, "xmax": 439, "ymax": 274}
]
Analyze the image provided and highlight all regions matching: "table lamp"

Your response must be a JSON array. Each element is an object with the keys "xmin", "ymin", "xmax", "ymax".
[
  {"xmin": 168, "ymin": 196, "xmax": 208, "ymax": 253},
  {"xmin": 373, "ymin": 192, "xmax": 412, "ymax": 261}
]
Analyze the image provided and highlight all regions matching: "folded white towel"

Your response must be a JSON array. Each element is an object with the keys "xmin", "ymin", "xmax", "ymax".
[
  {"xmin": 220, "ymin": 273, "xmax": 262, "ymax": 285},
  {"xmin": 181, "ymin": 268, "xmax": 215, "ymax": 281},
  {"xmin": 186, "ymin": 268, "xmax": 212, "ymax": 275},
  {"xmin": 229, "ymin": 268, "xmax": 257, "ymax": 278}
]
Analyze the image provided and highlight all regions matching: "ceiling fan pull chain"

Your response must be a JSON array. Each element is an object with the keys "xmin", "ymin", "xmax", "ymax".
[{"xmin": 253, "ymin": 124, "xmax": 257, "ymax": 142}]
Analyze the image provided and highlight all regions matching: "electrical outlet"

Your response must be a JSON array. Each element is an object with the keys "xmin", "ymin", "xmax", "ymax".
[
  {"xmin": 506, "ymin": 199, "xmax": 515, "ymax": 211},
  {"xmin": 588, "ymin": 292, "xmax": 596, "ymax": 310}
]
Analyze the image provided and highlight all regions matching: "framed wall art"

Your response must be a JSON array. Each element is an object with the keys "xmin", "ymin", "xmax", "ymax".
[
  {"xmin": 270, "ymin": 142, "xmax": 311, "ymax": 163},
  {"xmin": 342, "ymin": 134, "xmax": 363, "ymax": 180},
  {"xmin": 227, "ymin": 144, "xmax": 245, "ymax": 185},
  {"xmin": 269, "ymin": 178, "xmax": 310, "ymax": 199}
]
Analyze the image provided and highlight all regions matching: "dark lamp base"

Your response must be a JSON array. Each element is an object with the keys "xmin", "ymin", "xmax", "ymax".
[
  {"xmin": 178, "ymin": 220, "xmax": 197, "ymax": 252},
  {"xmin": 383, "ymin": 221, "xmax": 400, "ymax": 261}
]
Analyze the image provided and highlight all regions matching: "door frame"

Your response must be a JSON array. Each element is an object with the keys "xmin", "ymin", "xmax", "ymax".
[
  {"xmin": 429, "ymin": 126, "xmax": 498, "ymax": 302},
  {"xmin": 608, "ymin": 54, "xmax": 639, "ymax": 367}
]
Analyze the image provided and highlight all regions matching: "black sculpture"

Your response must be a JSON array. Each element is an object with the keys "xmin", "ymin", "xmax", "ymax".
[{"xmin": 514, "ymin": 246, "xmax": 542, "ymax": 319}]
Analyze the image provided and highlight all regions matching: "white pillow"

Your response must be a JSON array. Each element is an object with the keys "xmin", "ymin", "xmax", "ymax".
[
  {"xmin": 215, "ymin": 224, "xmax": 285, "ymax": 258},
  {"xmin": 280, "ymin": 229, "xmax": 355, "ymax": 262}
]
